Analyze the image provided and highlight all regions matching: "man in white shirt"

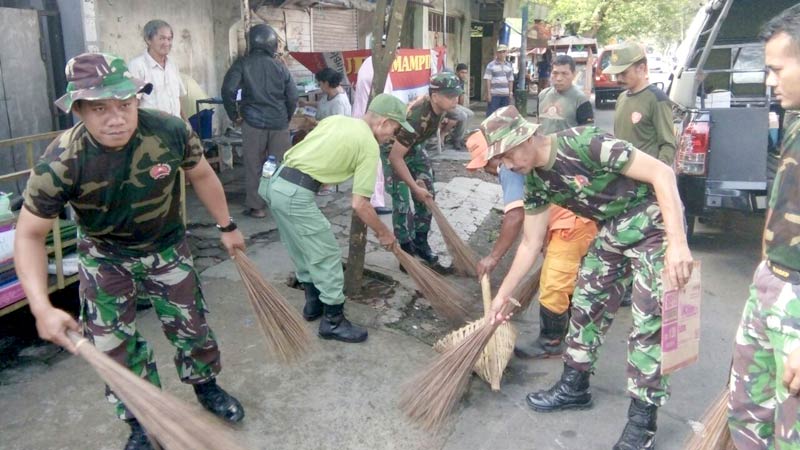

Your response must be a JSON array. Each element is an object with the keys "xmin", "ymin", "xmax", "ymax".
[{"xmin": 129, "ymin": 19, "xmax": 186, "ymax": 118}]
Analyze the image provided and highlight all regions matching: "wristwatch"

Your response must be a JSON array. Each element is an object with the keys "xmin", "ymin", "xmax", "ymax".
[{"xmin": 216, "ymin": 218, "xmax": 238, "ymax": 232}]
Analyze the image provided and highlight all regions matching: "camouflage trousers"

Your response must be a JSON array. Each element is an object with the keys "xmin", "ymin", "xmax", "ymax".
[
  {"xmin": 77, "ymin": 237, "xmax": 221, "ymax": 420},
  {"xmin": 563, "ymin": 202, "xmax": 669, "ymax": 406},
  {"xmin": 728, "ymin": 261, "xmax": 800, "ymax": 449},
  {"xmin": 383, "ymin": 142, "xmax": 435, "ymax": 243}
]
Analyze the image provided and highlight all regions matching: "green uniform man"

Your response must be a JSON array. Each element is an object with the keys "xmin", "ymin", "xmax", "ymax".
[
  {"xmin": 604, "ymin": 42, "xmax": 677, "ymax": 166},
  {"xmin": 386, "ymin": 73, "xmax": 463, "ymax": 266},
  {"xmin": 728, "ymin": 6, "xmax": 800, "ymax": 448},
  {"xmin": 262, "ymin": 94, "xmax": 411, "ymax": 343},
  {"xmin": 483, "ymin": 106, "xmax": 694, "ymax": 450},
  {"xmin": 14, "ymin": 53, "xmax": 246, "ymax": 450}
]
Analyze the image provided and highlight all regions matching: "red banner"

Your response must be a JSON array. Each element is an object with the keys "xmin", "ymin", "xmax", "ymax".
[{"xmin": 290, "ymin": 48, "xmax": 434, "ymax": 97}]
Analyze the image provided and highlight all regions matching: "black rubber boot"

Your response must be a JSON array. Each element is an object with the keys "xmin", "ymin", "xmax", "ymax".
[
  {"xmin": 515, "ymin": 307, "xmax": 569, "ymax": 359},
  {"xmin": 398, "ymin": 241, "xmax": 415, "ymax": 273},
  {"xmin": 412, "ymin": 232, "xmax": 439, "ymax": 265},
  {"xmin": 124, "ymin": 419, "xmax": 155, "ymax": 450},
  {"xmin": 612, "ymin": 399, "xmax": 658, "ymax": 450},
  {"xmin": 193, "ymin": 379, "xmax": 245, "ymax": 423},
  {"xmin": 301, "ymin": 282, "xmax": 323, "ymax": 321},
  {"xmin": 526, "ymin": 363, "xmax": 593, "ymax": 412},
  {"xmin": 318, "ymin": 303, "xmax": 368, "ymax": 343},
  {"xmin": 620, "ymin": 286, "xmax": 633, "ymax": 307}
]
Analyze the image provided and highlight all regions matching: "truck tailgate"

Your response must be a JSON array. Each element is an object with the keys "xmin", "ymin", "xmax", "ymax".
[{"xmin": 707, "ymin": 107, "xmax": 768, "ymax": 187}]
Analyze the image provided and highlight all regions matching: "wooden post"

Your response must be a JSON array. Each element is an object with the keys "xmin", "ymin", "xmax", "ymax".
[{"xmin": 343, "ymin": 0, "xmax": 408, "ymax": 296}]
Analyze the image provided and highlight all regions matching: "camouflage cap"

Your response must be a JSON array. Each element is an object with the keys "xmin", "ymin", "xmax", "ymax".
[
  {"xmin": 429, "ymin": 72, "xmax": 463, "ymax": 97},
  {"xmin": 480, "ymin": 105, "xmax": 540, "ymax": 160},
  {"xmin": 54, "ymin": 53, "xmax": 153, "ymax": 113},
  {"xmin": 602, "ymin": 42, "xmax": 646, "ymax": 75}
]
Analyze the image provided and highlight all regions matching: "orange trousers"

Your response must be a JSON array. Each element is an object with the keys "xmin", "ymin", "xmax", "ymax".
[{"xmin": 539, "ymin": 220, "xmax": 598, "ymax": 315}]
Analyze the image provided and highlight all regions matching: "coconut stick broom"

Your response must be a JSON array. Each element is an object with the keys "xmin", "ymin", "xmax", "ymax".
[
  {"xmin": 66, "ymin": 331, "xmax": 250, "ymax": 450},
  {"xmin": 233, "ymin": 249, "xmax": 314, "ymax": 363},
  {"xmin": 399, "ymin": 297, "xmax": 520, "ymax": 431},
  {"xmin": 432, "ymin": 275, "xmax": 516, "ymax": 391},
  {"xmin": 391, "ymin": 244, "xmax": 471, "ymax": 326},
  {"xmin": 424, "ymin": 197, "xmax": 479, "ymax": 277},
  {"xmin": 684, "ymin": 388, "xmax": 736, "ymax": 450}
]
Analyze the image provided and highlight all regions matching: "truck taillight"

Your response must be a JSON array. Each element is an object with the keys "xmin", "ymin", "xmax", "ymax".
[{"xmin": 677, "ymin": 121, "xmax": 709, "ymax": 176}]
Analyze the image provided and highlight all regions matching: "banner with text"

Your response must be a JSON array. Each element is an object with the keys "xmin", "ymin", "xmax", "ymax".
[{"xmin": 290, "ymin": 48, "xmax": 436, "ymax": 103}]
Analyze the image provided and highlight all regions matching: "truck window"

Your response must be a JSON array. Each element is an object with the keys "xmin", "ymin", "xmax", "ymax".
[{"xmin": 731, "ymin": 46, "xmax": 765, "ymax": 84}]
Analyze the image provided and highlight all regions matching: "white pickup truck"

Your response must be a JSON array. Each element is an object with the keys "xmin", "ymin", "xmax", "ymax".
[{"xmin": 666, "ymin": 0, "xmax": 792, "ymax": 237}]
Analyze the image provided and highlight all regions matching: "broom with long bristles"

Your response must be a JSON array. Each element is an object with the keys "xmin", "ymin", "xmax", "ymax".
[
  {"xmin": 399, "ymin": 297, "xmax": 520, "ymax": 431},
  {"xmin": 234, "ymin": 249, "xmax": 314, "ymax": 363},
  {"xmin": 684, "ymin": 388, "xmax": 735, "ymax": 450},
  {"xmin": 392, "ymin": 244, "xmax": 471, "ymax": 326},
  {"xmin": 424, "ymin": 197, "xmax": 479, "ymax": 277},
  {"xmin": 67, "ymin": 331, "xmax": 250, "ymax": 450},
  {"xmin": 432, "ymin": 275, "xmax": 516, "ymax": 391}
]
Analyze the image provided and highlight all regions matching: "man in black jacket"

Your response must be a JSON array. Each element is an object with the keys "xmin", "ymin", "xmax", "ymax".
[{"xmin": 222, "ymin": 24, "xmax": 298, "ymax": 218}]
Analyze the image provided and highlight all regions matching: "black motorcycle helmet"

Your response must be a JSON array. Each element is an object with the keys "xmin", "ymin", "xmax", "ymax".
[{"xmin": 249, "ymin": 24, "xmax": 278, "ymax": 56}]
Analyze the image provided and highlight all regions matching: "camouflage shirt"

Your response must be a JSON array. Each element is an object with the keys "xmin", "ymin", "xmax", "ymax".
[
  {"xmin": 523, "ymin": 126, "xmax": 655, "ymax": 222},
  {"xmin": 23, "ymin": 109, "xmax": 203, "ymax": 256},
  {"xmin": 394, "ymin": 95, "xmax": 444, "ymax": 148},
  {"xmin": 765, "ymin": 115, "xmax": 800, "ymax": 271}
]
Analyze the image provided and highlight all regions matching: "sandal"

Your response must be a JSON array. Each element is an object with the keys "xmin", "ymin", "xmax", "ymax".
[{"xmin": 242, "ymin": 208, "xmax": 267, "ymax": 218}]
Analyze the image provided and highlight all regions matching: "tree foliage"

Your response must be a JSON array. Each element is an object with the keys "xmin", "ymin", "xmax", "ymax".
[{"xmin": 538, "ymin": 0, "xmax": 704, "ymax": 46}]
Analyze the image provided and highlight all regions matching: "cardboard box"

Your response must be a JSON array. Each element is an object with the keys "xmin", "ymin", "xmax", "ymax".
[{"xmin": 661, "ymin": 261, "xmax": 702, "ymax": 375}]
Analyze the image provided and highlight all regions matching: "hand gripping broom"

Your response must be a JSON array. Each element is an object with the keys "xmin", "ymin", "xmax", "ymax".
[
  {"xmin": 432, "ymin": 275, "xmax": 516, "ymax": 390},
  {"xmin": 233, "ymin": 249, "xmax": 315, "ymax": 363},
  {"xmin": 424, "ymin": 197, "xmax": 479, "ymax": 277},
  {"xmin": 399, "ymin": 296, "xmax": 521, "ymax": 431},
  {"xmin": 67, "ymin": 331, "xmax": 250, "ymax": 450},
  {"xmin": 391, "ymin": 243, "xmax": 471, "ymax": 326}
]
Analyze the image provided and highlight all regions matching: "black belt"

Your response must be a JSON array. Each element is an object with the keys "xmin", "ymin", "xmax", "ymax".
[
  {"xmin": 278, "ymin": 166, "xmax": 321, "ymax": 193},
  {"xmin": 767, "ymin": 260, "xmax": 800, "ymax": 284}
]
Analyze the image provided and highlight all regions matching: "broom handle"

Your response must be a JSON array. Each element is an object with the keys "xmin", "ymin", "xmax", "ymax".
[{"xmin": 481, "ymin": 275, "xmax": 492, "ymax": 316}]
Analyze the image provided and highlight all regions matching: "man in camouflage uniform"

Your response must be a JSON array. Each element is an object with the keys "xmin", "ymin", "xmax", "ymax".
[
  {"xmin": 14, "ymin": 53, "xmax": 245, "ymax": 450},
  {"xmin": 483, "ymin": 106, "xmax": 693, "ymax": 450},
  {"xmin": 514, "ymin": 53, "xmax": 598, "ymax": 360},
  {"xmin": 728, "ymin": 6, "xmax": 800, "ymax": 448},
  {"xmin": 386, "ymin": 72, "xmax": 462, "ymax": 265}
]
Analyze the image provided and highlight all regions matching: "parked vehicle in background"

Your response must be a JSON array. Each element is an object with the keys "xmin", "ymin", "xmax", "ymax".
[
  {"xmin": 592, "ymin": 48, "xmax": 623, "ymax": 108},
  {"xmin": 648, "ymin": 54, "xmax": 664, "ymax": 72},
  {"xmin": 667, "ymin": 0, "xmax": 793, "ymax": 238}
]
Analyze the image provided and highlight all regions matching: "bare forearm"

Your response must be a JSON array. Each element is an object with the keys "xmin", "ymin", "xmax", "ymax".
[
  {"xmin": 353, "ymin": 196, "xmax": 392, "ymax": 239},
  {"xmin": 489, "ymin": 208, "xmax": 524, "ymax": 260},
  {"xmin": 652, "ymin": 167, "xmax": 687, "ymax": 245},
  {"xmin": 496, "ymin": 233, "xmax": 543, "ymax": 301},
  {"xmin": 388, "ymin": 146, "xmax": 417, "ymax": 189},
  {"xmin": 187, "ymin": 161, "xmax": 232, "ymax": 225}
]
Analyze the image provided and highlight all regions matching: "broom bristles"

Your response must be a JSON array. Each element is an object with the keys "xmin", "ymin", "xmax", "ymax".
[
  {"xmin": 512, "ymin": 268, "xmax": 543, "ymax": 313},
  {"xmin": 68, "ymin": 331, "xmax": 250, "ymax": 450},
  {"xmin": 399, "ymin": 319, "xmax": 496, "ymax": 431},
  {"xmin": 234, "ymin": 249, "xmax": 314, "ymax": 363},
  {"xmin": 684, "ymin": 388, "xmax": 736, "ymax": 450},
  {"xmin": 425, "ymin": 198, "xmax": 479, "ymax": 277},
  {"xmin": 399, "ymin": 299, "xmax": 518, "ymax": 431},
  {"xmin": 392, "ymin": 245, "xmax": 471, "ymax": 325}
]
